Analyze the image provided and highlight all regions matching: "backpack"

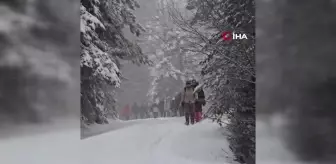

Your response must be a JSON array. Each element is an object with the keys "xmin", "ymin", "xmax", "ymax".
[
  {"xmin": 194, "ymin": 88, "xmax": 206, "ymax": 105},
  {"xmin": 183, "ymin": 86, "xmax": 195, "ymax": 103},
  {"xmin": 197, "ymin": 89, "xmax": 205, "ymax": 99}
]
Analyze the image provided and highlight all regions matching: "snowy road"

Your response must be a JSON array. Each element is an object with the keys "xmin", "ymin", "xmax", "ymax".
[
  {"xmin": 0, "ymin": 117, "xmax": 234, "ymax": 164},
  {"xmin": 0, "ymin": 127, "xmax": 81, "ymax": 164},
  {"xmin": 82, "ymin": 117, "xmax": 234, "ymax": 164}
]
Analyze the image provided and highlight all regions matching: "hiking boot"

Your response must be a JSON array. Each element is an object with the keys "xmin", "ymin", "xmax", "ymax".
[{"xmin": 185, "ymin": 121, "xmax": 189, "ymax": 125}]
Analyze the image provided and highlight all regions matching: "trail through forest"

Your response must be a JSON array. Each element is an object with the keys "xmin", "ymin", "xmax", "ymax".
[{"xmin": 82, "ymin": 117, "xmax": 235, "ymax": 164}]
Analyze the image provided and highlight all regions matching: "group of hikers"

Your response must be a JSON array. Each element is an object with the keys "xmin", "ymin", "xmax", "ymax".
[
  {"xmin": 119, "ymin": 100, "xmax": 181, "ymax": 120},
  {"xmin": 119, "ymin": 79, "xmax": 206, "ymax": 125},
  {"xmin": 119, "ymin": 103, "xmax": 149, "ymax": 120}
]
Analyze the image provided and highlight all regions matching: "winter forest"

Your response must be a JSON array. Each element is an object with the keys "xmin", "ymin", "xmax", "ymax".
[
  {"xmin": 80, "ymin": 0, "xmax": 255, "ymax": 163},
  {"xmin": 1, "ymin": 0, "xmax": 336, "ymax": 164}
]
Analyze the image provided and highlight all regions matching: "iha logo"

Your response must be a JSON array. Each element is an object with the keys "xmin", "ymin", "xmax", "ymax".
[{"xmin": 221, "ymin": 31, "xmax": 248, "ymax": 41}]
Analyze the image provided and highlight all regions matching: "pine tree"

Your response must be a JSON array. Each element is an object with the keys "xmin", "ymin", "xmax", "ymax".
[
  {"xmin": 140, "ymin": 11, "xmax": 205, "ymax": 103},
  {"xmin": 0, "ymin": 0, "xmax": 79, "ymax": 124},
  {"xmin": 167, "ymin": 0, "xmax": 255, "ymax": 163},
  {"xmin": 81, "ymin": 0, "xmax": 150, "ymax": 125},
  {"xmin": 139, "ymin": 14, "xmax": 184, "ymax": 103}
]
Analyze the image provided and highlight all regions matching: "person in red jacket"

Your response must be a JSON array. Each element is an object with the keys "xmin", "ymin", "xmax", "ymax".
[{"xmin": 120, "ymin": 104, "xmax": 131, "ymax": 120}]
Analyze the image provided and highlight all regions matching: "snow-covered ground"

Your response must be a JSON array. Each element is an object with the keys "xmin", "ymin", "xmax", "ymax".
[
  {"xmin": 0, "ymin": 119, "xmax": 81, "ymax": 164},
  {"xmin": 82, "ymin": 117, "xmax": 235, "ymax": 164},
  {"xmin": 81, "ymin": 119, "xmax": 139, "ymax": 139},
  {"xmin": 2, "ymin": 116, "xmax": 306, "ymax": 164},
  {"xmin": 257, "ymin": 114, "xmax": 304, "ymax": 164},
  {"xmin": 0, "ymin": 117, "xmax": 235, "ymax": 164},
  {"xmin": 0, "ymin": 114, "xmax": 320, "ymax": 164}
]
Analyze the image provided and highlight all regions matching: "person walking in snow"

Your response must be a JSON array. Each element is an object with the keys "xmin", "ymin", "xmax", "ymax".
[
  {"xmin": 180, "ymin": 80, "xmax": 196, "ymax": 125},
  {"xmin": 174, "ymin": 92, "xmax": 184, "ymax": 116},
  {"xmin": 158, "ymin": 100, "xmax": 164, "ymax": 117},
  {"xmin": 170, "ymin": 97, "xmax": 178, "ymax": 117},
  {"xmin": 163, "ymin": 97, "xmax": 171, "ymax": 117},
  {"xmin": 152, "ymin": 103, "xmax": 159, "ymax": 118},
  {"xmin": 143, "ymin": 103, "xmax": 149, "ymax": 119},
  {"xmin": 120, "ymin": 104, "xmax": 131, "ymax": 120},
  {"xmin": 139, "ymin": 104, "xmax": 144, "ymax": 119},
  {"xmin": 192, "ymin": 80, "xmax": 206, "ymax": 123}
]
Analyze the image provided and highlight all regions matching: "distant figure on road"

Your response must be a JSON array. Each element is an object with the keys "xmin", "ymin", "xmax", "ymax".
[
  {"xmin": 138, "ymin": 104, "xmax": 144, "ymax": 119},
  {"xmin": 120, "ymin": 104, "xmax": 131, "ymax": 120},
  {"xmin": 163, "ymin": 97, "xmax": 171, "ymax": 117},
  {"xmin": 158, "ymin": 100, "xmax": 164, "ymax": 117},
  {"xmin": 142, "ymin": 103, "xmax": 149, "ymax": 119},
  {"xmin": 132, "ymin": 103, "xmax": 139, "ymax": 119},
  {"xmin": 152, "ymin": 105, "xmax": 159, "ymax": 118},
  {"xmin": 180, "ymin": 80, "xmax": 196, "ymax": 125},
  {"xmin": 173, "ymin": 92, "xmax": 184, "ymax": 116},
  {"xmin": 170, "ymin": 97, "xmax": 177, "ymax": 117}
]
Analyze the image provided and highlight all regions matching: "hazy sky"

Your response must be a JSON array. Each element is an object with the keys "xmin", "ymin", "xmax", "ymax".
[{"xmin": 116, "ymin": 0, "xmax": 159, "ymax": 110}]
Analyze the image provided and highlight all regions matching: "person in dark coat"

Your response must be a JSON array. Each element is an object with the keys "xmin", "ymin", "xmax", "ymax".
[
  {"xmin": 152, "ymin": 103, "xmax": 159, "ymax": 118},
  {"xmin": 158, "ymin": 100, "xmax": 164, "ymax": 117},
  {"xmin": 138, "ymin": 104, "xmax": 144, "ymax": 119},
  {"xmin": 193, "ymin": 81, "xmax": 206, "ymax": 122}
]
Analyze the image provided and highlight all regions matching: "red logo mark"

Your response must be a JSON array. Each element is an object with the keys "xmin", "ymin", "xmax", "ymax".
[{"xmin": 221, "ymin": 32, "xmax": 232, "ymax": 41}]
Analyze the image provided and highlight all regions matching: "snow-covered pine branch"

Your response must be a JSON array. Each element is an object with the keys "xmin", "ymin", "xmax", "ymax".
[
  {"xmin": 165, "ymin": 0, "xmax": 255, "ymax": 163},
  {"xmin": 81, "ymin": 0, "xmax": 148, "ymax": 125}
]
